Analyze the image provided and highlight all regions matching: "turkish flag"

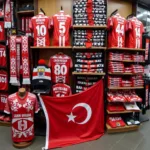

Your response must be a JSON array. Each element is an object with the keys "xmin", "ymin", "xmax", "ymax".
[{"xmin": 39, "ymin": 80, "xmax": 104, "ymax": 149}]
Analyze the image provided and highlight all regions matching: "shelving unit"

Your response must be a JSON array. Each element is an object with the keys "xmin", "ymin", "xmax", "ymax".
[
  {"xmin": 73, "ymin": 25, "xmax": 107, "ymax": 29},
  {"xmin": 17, "ymin": 10, "xmax": 35, "ymax": 15},
  {"xmin": 31, "ymin": 46, "xmax": 72, "ymax": 50},
  {"xmin": 73, "ymin": 46, "xmax": 107, "ymax": 50},
  {"xmin": 106, "ymin": 47, "xmax": 145, "ymax": 133},
  {"xmin": 73, "ymin": 72, "xmax": 106, "ymax": 76},
  {"xmin": 0, "ymin": 121, "xmax": 11, "ymax": 127}
]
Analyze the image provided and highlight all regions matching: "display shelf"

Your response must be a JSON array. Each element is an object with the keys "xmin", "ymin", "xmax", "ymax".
[
  {"xmin": 106, "ymin": 124, "xmax": 140, "ymax": 133},
  {"xmin": 0, "ymin": 121, "xmax": 11, "ymax": 127},
  {"xmin": 108, "ymin": 87, "xmax": 144, "ymax": 90},
  {"xmin": 73, "ymin": 46, "xmax": 107, "ymax": 50},
  {"xmin": 72, "ymin": 72, "xmax": 105, "ymax": 76},
  {"xmin": 30, "ymin": 46, "xmax": 72, "ymax": 49},
  {"xmin": 108, "ymin": 60, "xmax": 145, "ymax": 63},
  {"xmin": 107, "ymin": 47, "xmax": 146, "ymax": 51},
  {"xmin": 108, "ymin": 72, "xmax": 144, "ymax": 75},
  {"xmin": 17, "ymin": 10, "xmax": 35, "ymax": 14},
  {"xmin": 107, "ymin": 110, "xmax": 141, "ymax": 114},
  {"xmin": 73, "ymin": 25, "xmax": 107, "ymax": 29}
]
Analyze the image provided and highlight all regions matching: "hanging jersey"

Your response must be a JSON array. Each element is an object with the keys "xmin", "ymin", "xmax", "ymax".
[
  {"xmin": 49, "ymin": 54, "xmax": 73, "ymax": 84},
  {"xmin": 4, "ymin": 92, "xmax": 40, "ymax": 143},
  {"xmin": 107, "ymin": 14, "xmax": 126, "ymax": 48},
  {"xmin": 0, "ymin": 70, "xmax": 8, "ymax": 91},
  {"xmin": 52, "ymin": 11, "xmax": 72, "ymax": 46},
  {"xmin": 29, "ymin": 14, "xmax": 51, "ymax": 47},
  {"xmin": 0, "ymin": 22, "xmax": 5, "ymax": 41},
  {"xmin": 0, "ymin": 45, "xmax": 6, "ymax": 67},
  {"xmin": 52, "ymin": 83, "xmax": 72, "ymax": 97},
  {"xmin": 127, "ymin": 17, "xmax": 145, "ymax": 48},
  {"xmin": 0, "ymin": 93, "xmax": 8, "ymax": 112}
]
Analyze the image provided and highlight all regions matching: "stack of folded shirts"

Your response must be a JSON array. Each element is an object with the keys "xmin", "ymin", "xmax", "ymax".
[
  {"xmin": 108, "ymin": 76, "xmax": 122, "ymax": 87},
  {"xmin": 123, "ymin": 116, "xmax": 140, "ymax": 126},
  {"xmin": 131, "ymin": 65, "xmax": 144, "ymax": 73},
  {"xmin": 121, "ymin": 80, "xmax": 132, "ymax": 87},
  {"xmin": 107, "ymin": 91, "xmax": 126, "ymax": 102},
  {"xmin": 109, "ymin": 52, "xmax": 123, "ymax": 61},
  {"xmin": 131, "ymin": 75, "xmax": 144, "ymax": 87},
  {"xmin": 108, "ymin": 62, "xmax": 124, "ymax": 73},
  {"xmin": 124, "ymin": 66, "xmax": 132, "ymax": 73},
  {"xmin": 124, "ymin": 102, "xmax": 140, "ymax": 111},
  {"xmin": 123, "ymin": 90, "xmax": 142, "ymax": 102},
  {"xmin": 123, "ymin": 53, "xmax": 132, "ymax": 61},
  {"xmin": 132, "ymin": 54, "xmax": 144, "ymax": 62},
  {"xmin": 107, "ymin": 103, "xmax": 125, "ymax": 112},
  {"xmin": 107, "ymin": 115, "xmax": 126, "ymax": 128}
]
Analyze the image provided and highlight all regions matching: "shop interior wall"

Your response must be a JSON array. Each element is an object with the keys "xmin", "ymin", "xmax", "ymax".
[{"xmin": 37, "ymin": 0, "xmax": 133, "ymax": 63}]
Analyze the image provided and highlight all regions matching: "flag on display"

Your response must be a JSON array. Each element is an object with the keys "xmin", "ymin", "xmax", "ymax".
[{"xmin": 39, "ymin": 80, "xmax": 104, "ymax": 149}]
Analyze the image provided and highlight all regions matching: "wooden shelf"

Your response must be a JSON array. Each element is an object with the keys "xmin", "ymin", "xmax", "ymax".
[
  {"xmin": 108, "ymin": 72, "xmax": 143, "ymax": 75},
  {"xmin": 73, "ymin": 25, "xmax": 107, "ymax": 29},
  {"xmin": 0, "ymin": 121, "xmax": 11, "ymax": 127},
  {"xmin": 108, "ymin": 87, "xmax": 144, "ymax": 90},
  {"xmin": 73, "ymin": 72, "xmax": 105, "ymax": 76},
  {"xmin": 107, "ymin": 47, "xmax": 145, "ymax": 51},
  {"xmin": 30, "ymin": 46, "xmax": 72, "ymax": 49},
  {"xmin": 107, "ymin": 110, "xmax": 140, "ymax": 114},
  {"xmin": 106, "ymin": 124, "xmax": 140, "ymax": 133},
  {"xmin": 108, "ymin": 60, "xmax": 145, "ymax": 63},
  {"xmin": 17, "ymin": 10, "xmax": 34, "ymax": 14},
  {"xmin": 73, "ymin": 46, "xmax": 106, "ymax": 50}
]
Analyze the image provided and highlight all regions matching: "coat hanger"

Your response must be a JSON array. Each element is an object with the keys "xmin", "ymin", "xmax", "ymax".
[
  {"xmin": 60, "ymin": 6, "xmax": 64, "ymax": 13},
  {"xmin": 40, "ymin": 8, "xmax": 46, "ymax": 15},
  {"xmin": 126, "ymin": 13, "xmax": 136, "ymax": 19},
  {"xmin": 110, "ymin": 9, "xmax": 118, "ymax": 17}
]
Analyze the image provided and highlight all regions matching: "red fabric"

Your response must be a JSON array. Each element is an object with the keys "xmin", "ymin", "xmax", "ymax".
[
  {"xmin": 29, "ymin": 14, "xmax": 51, "ymax": 46},
  {"xmin": 52, "ymin": 83, "xmax": 72, "ymax": 97},
  {"xmin": 0, "ymin": 45, "xmax": 6, "ymax": 67},
  {"xmin": 4, "ymin": 92, "xmax": 40, "ymax": 142},
  {"xmin": 40, "ymin": 80, "xmax": 104, "ymax": 149},
  {"xmin": 0, "ymin": 93, "xmax": 8, "ymax": 112},
  {"xmin": 107, "ymin": 103, "xmax": 125, "ymax": 112},
  {"xmin": 0, "ymin": 22, "xmax": 5, "ymax": 41},
  {"xmin": 126, "ymin": 17, "xmax": 145, "ymax": 48},
  {"xmin": 49, "ymin": 54, "xmax": 73, "ymax": 84},
  {"xmin": 38, "ymin": 59, "xmax": 46, "ymax": 65},
  {"xmin": 51, "ymin": 12, "xmax": 72, "ymax": 46},
  {"xmin": 107, "ymin": 14, "xmax": 126, "ymax": 48},
  {"xmin": 86, "ymin": 0, "xmax": 94, "ymax": 25},
  {"xmin": 0, "ymin": 70, "xmax": 8, "ymax": 91}
]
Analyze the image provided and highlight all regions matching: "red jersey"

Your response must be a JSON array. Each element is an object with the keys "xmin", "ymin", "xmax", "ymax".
[
  {"xmin": 127, "ymin": 17, "xmax": 145, "ymax": 48},
  {"xmin": 0, "ymin": 45, "xmax": 6, "ymax": 67},
  {"xmin": 0, "ymin": 70, "xmax": 8, "ymax": 91},
  {"xmin": 51, "ymin": 11, "xmax": 72, "ymax": 46},
  {"xmin": 29, "ymin": 14, "xmax": 51, "ymax": 47},
  {"xmin": 49, "ymin": 54, "xmax": 73, "ymax": 84},
  {"xmin": 0, "ymin": 93, "xmax": 8, "ymax": 112},
  {"xmin": 0, "ymin": 22, "xmax": 5, "ymax": 41},
  {"xmin": 52, "ymin": 83, "xmax": 72, "ymax": 97},
  {"xmin": 4, "ymin": 92, "xmax": 40, "ymax": 143},
  {"xmin": 107, "ymin": 13, "xmax": 126, "ymax": 48}
]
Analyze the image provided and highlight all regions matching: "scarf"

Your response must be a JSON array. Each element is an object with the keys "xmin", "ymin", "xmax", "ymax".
[
  {"xmin": 4, "ymin": 0, "xmax": 11, "ymax": 28},
  {"xmin": 10, "ymin": 36, "xmax": 31, "ymax": 86}
]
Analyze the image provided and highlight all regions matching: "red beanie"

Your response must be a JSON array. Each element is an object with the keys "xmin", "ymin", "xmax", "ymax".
[{"xmin": 38, "ymin": 59, "xmax": 46, "ymax": 65}]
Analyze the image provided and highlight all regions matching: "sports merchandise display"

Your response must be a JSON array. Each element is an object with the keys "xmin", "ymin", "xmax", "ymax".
[
  {"xmin": 52, "ymin": 83, "xmax": 72, "ymax": 97},
  {"xmin": 107, "ymin": 13, "xmax": 126, "ymax": 48},
  {"xmin": 0, "ymin": 70, "xmax": 8, "ymax": 91},
  {"xmin": 9, "ymin": 36, "xmax": 30, "ymax": 86},
  {"xmin": 0, "ymin": 93, "xmax": 8, "ymax": 112},
  {"xmin": 107, "ymin": 103, "xmax": 125, "ymax": 112},
  {"xmin": 0, "ymin": 22, "xmax": 5, "ymax": 41},
  {"xmin": 51, "ymin": 10, "xmax": 72, "ymax": 46},
  {"xmin": 29, "ymin": 13, "xmax": 51, "ymax": 46},
  {"xmin": 124, "ymin": 102, "xmax": 140, "ymax": 111},
  {"xmin": 126, "ymin": 17, "xmax": 144, "ymax": 49},
  {"xmin": 0, "ymin": 45, "xmax": 7, "ymax": 67},
  {"xmin": 4, "ymin": 0, "xmax": 11, "ymax": 28},
  {"xmin": 4, "ymin": 92, "xmax": 40, "ymax": 142},
  {"xmin": 49, "ymin": 53, "xmax": 73, "ymax": 84}
]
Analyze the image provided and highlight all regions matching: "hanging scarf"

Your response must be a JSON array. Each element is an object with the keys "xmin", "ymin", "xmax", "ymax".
[
  {"xmin": 10, "ymin": 36, "xmax": 31, "ymax": 86},
  {"xmin": 4, "ymin": 0, "xmax": 11, "ymax": 28}
]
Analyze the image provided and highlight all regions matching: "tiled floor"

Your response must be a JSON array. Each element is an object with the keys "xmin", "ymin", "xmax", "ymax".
[{"xmin": 0, "ymin": 111, "xmax": 150, "ymax": 150}]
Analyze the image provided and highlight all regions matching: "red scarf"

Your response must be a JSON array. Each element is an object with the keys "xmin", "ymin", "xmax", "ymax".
[
  {"xmin": 10, "ymin": 36, "xmax": 30, "ymax": 86},
  {"xmin": 4, "ymin": 0, "xmax": 11, "ymax": 28}
]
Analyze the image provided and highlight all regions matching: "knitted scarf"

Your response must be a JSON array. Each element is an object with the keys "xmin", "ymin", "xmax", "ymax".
[{"xmin": 9, "ymin": 36, "xmax": 30, "ymax": 86}]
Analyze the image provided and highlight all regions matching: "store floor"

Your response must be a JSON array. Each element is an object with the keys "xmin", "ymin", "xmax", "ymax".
[{"xmin": 0, "ymin": 111, "xmax": 150, "ymax": 150}]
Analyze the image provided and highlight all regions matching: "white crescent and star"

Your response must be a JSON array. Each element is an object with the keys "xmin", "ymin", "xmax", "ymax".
[{"xmin": 67, "ymin": 103, "xmax": 92, "ymax": 125}]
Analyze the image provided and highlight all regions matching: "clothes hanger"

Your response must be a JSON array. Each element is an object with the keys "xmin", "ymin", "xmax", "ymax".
[
  {"xmin": 60, "ymin": 6, "xmax": 64, "ymax": 13},
  {"xmin": 110, "ymin": 9, "xmax": 118, "ymax": 17},
  {"xmin": 126, "ymin": 13, "xmax": 136, "ymax": 19},
  {"xmin": 39, "ymin": 8, "xmax": 46, "ymax": 15}
]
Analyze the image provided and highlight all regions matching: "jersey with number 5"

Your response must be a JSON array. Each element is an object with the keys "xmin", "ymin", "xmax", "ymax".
[
  {"xmin": 49, "ymin": 54, "xmax": 73, "ymax": 84},
  {"xmin": 107, "ymin": 14, "xmax": 126, "ymax": 48},
  {"xmin": 127, "ymin": 17, "xmax": 144, "ymax": 49},
  {"xmin": 0, "ymin": 22, "xmax": 5, "ymax": 41},
  {"xmin": 52, "ymin": 12, "xmax": 72, "ymax": 46},
  {"xmin": 29, "ymin": 14, "xmax": 51, "ymax": 47}
]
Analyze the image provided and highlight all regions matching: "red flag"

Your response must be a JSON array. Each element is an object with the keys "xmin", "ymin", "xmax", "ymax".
[{"xmin": 39, "ymin": 80, "xmax": 104, "ymax": 149}]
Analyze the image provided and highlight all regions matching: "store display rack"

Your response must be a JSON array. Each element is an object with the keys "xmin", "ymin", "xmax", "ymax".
[
  {"xmin": 106, "ymin": 47, "xmax": 145, "ymax": 133},
  {"xmin": 73, "ymin": 72, "xmax": 106, "ymax": 76},
  {"xmin": 0, "ymin": 121, "xmax": 11, "ymax": 127}
]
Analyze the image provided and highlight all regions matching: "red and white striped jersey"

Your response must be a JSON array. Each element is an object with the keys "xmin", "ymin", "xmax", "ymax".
[{"xmin": 51, "ymin": 11, "xmax": 72, "ymax": 46}]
